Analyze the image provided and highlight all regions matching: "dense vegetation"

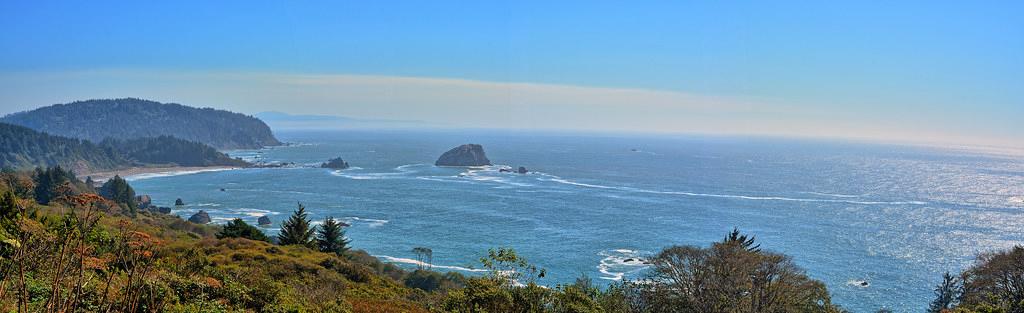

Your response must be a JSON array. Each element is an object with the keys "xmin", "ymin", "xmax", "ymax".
[
  {"xmin": 1, "ymin": 123, "xmax": 248, "ymax": 173},
  {"xmin": 100, "ymin": 136, "xmax": 248, "ymax": 167},
  {"xmin": 0, "ymin": 123, "xmax": 127, "ymax": 173},
  {"xmin": 2, "ymin": 98, "xmax": 281, "ymax": 149},
  {"xmin": 0, "ymin": 166, "xmax": 1019, "ymax": 312},
  {"xmin": 925, "ymin": 246, "xmax": 1024, "ymax": 313}
]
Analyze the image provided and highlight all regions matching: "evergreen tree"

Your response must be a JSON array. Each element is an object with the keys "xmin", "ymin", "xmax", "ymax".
[
  {"xmin": 217, "ymin": 218, "xmax": 270, "ymax": 242},
  {"xmin": 723, "ymin": 227, "xmax": 761, "ymax": 252},
  {"xmin": 33, "ymin": 166, "xmax": 75, "ymax": 204},
  {"xmin": 317, "ymin": 216, "xmax": 351, "ymax": 256},
  {"xmin": 278, "ymin": 203, "xmax": 316, "ymax": 248},
  {"xmin": 0, "ymin": 191, "xmax": 17, "ymax": 220},
  {"xmin": 928, "ymin": 272, "xmax": 961, "ymax": 313},
  {"xmin": 100, "ymin": 175, "xmax": 137, "ymax": 214}
]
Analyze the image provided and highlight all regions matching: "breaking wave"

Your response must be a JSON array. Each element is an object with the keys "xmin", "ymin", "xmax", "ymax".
[{"xmin": 597, "ymin": 249, "xmax": 650, "ymax": 281}]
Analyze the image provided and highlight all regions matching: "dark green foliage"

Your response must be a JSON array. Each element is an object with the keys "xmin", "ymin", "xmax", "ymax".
[
  {"xmin": 33, "ymin": 166, "xmax": 79, "ymax": 204},
  {"xmin": 0, "ymin": 191, "xmax": 16, "ymax": 220},
  {"xmin": 320, "ymin": 258, "xmax": 375, "ymax": 283},
  {"xmin": 277, "ymin": 203, "xmax": 316, "ymax": 248},
  {"xmin": 0, "ymin": 122, "xmax": 248, "ymax": 172},
  {"xmin": 2, "ymin": 98, "xmax": 281, "ymax": 149},
  {"xmin": 928, "ymin": 272, "xmax": 961, "ymax": 313},
  {"xmin": 316, "ymin": 216, "xmax": 350, "ymax": 256},
  {"xmin": 217, "ymin": 218, "xmax": 270, "ymax": 242},
  {"xmin": 723, "ymin": 227, "xmax": 760, "ymax": 252},
  {"xmin": 0, "ymin": 123, "xmax": 127, "ymax": 172},
  {"xmin": 99, "ymin": 175, "xmax": 137, "ymax": 214},
  {"xmin": 403, "ymin": 270, "xmax": 467, "ymax": 292},
  {"xmin": 101, "ymin": 136, "xmax": 249, "ymax": 167}
]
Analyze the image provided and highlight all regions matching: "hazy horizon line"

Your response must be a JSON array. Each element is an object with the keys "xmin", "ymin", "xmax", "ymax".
[{"xmin": 0, "ymin": 69, "xmax": 1020, "ymax": 153}]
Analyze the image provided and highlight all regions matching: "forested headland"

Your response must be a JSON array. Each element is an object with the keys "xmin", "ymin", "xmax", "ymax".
[{"xmin": 1, "ymin": 98, "xmax": 280, "ymax": 150}]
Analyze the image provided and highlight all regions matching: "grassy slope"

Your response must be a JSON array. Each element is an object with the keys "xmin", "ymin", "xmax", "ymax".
[{"xmin": 3, "ymin": 190, "xmax": 435, "ymax": 313}]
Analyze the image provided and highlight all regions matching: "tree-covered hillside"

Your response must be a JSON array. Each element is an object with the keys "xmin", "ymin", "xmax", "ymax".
[
  {"xmin": 0, "ymin": 123, "xmax": 128, "ymax": 173},
  {"xmin": 1, "ymin": 123, "xmax": 249, "ymax": 173},
  {"xmin": 101, "ymin": 136, "xmax": 249, "ymax": 167},
  {"xmin": 1, "ymin": 98, "xmax": 281, "ymax": 149}
]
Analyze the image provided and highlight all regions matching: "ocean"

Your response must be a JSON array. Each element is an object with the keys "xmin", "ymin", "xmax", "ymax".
[{"xmin": 128, "ymin": 129, "xmax": 1024, "ymax": 312}]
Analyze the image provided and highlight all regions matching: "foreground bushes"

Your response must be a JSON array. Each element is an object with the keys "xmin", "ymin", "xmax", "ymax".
[{"xmin": 928, "ymin": 245, "xmax": 1024, "ymax": 313}]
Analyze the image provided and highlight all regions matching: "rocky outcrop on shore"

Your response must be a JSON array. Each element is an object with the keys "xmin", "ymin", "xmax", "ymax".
[
  {"xmin": 435, "ymin": 144, "xmax": 491, "ymax": 166},
  {"xmin": 188, "ymin": 210, "xmax": 211, "ymax": 224}
]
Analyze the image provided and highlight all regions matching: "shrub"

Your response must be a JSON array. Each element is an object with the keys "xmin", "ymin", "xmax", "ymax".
[{"xmin": 216, "ymin": 218, "xmax": 269, "ymax": 242}]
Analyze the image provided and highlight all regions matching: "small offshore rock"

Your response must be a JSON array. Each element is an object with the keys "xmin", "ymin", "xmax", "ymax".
[
  {"xmin": 257, "ymin": 215, "xmax": 272, "ymax": 226},
  {"xmin": 321, "ymin": 157, "xmax": 350, "ymax": 169}
]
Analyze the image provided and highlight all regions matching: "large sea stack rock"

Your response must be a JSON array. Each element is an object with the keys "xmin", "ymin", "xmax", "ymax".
[
  {"xmin": 435, "ymin": 144, "xmax": 491, "ymax": 166},
  {"xmin": 320, "ymin": 157, "xmax": 350, "ymax": 169},
  {"xmin": 188, "ymin": 210, "xmax": 211, "ymax": 224}
]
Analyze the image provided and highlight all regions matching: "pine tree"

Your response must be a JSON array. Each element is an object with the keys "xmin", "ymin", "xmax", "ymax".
[
  {"xmin": 278, "ymin": 203, "xmax": 316, "ymax": 248},
  {"xmin": 723, "ymin": 227, "xmax": 760, "ymax": 252},
  {"xmin": 927, "ymin": 272, "xmax": 961, "ymax": 313},
  {"xmin": 317, "ymin": 216, "xmax": 351, "ymax": 256}
]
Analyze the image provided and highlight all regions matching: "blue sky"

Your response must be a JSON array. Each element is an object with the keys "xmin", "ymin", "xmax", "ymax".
[{"xmin": 1, "ymin": 1, "xmax": 1021, "ymax": 148}]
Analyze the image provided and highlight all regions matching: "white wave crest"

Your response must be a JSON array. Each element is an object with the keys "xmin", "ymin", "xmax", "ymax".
[
  {"xmin": 800, "ymin": 192, "xmax": 862, "ymax": 198},
  {"xmin": 597, "ymin": 249, "xmax": 650, "ymax": 281},
  {"xmin": 345, "ymin": 217, "xmax": 389, "ymax": 228},
  {"xmin": 536, "ymin": 173, "xmax": 926, "ymax": 206}
]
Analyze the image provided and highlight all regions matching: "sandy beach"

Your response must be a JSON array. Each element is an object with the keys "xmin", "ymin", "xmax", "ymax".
[{"xmin": 83, "ymin": 166, "xmax": 240, "ymax": 183}]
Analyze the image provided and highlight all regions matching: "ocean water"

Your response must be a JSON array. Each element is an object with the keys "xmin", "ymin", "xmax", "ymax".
[{"xmin": 129, "ymin": 130, "xmax": 1024, "ymax": 312}]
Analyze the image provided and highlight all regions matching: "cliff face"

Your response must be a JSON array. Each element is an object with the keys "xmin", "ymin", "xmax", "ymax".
[{"xmin": 435, "ymin": 144, "xmax": 491, "ymax": 166}]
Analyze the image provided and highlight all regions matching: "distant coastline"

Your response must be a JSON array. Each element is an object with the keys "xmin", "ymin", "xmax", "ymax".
[{"xmin": 83, "ymin": 165, "xmax": 240, "ymax": 182}]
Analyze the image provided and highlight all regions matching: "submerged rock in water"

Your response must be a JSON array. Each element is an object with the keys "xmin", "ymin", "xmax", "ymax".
[
  {"xmin": 258, "ymin": 215, "xmax": 272, "ymax": 226},
  {"xmin": 517, "ymin": 166, "xmax": 528, "ymax": 174},
  {"xmin": 188, "ymin": 210, "xmax": 211, "ymax": 224},
  {"xmin": 321, "ymin": 157, "xmax": 350, "ymax": 169},
  {"xmin": 435, "ymin": 144, "xmax": 491, "ymax": 166},
  {"xmin": 175, "ymin": 198, "xmax": 185, "ymax": 206}
]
